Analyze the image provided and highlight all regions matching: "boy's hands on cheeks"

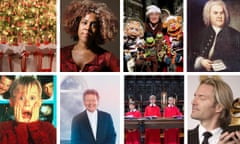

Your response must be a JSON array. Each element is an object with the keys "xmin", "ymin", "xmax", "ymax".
[
  {"xmin": 14, "ymin": 101, "xmax": 41, "ymax": 123},
  {"xmin": 30, "ymin": 101, "xmax": 41, "ymax": 122},
  {"xmin": 14, "ymin": 103, "xmax": 25, "ymax": 123},
  {"xmin": 218, "ymin": 131, "xmax": 240, "ymax": 144}
]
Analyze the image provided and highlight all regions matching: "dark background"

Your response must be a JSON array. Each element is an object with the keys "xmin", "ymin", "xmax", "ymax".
[{"xmin": 124, "ymin": 0, "xmax": 183, "ymax": 21}]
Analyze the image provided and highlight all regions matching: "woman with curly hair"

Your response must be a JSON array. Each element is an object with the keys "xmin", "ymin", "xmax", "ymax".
[{"xmin": 61, "ymin": 0, "xmax": 119, "ymax": 72}]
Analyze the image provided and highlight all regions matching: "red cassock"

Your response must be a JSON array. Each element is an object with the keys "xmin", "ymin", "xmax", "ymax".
[
  {"xmin": 0, "ymin": 121, "xmax": 56, "ymax": 144},
  {"xmin": 125, "ymin": 110, "xmax": 142, "ymax": 144},
  {"xmin": 144, "ymin": 105, "xmax": 161, "ymax": 144},
  {"xmin": 163, "ymin": 106, "xmax": 182, "ymax": 144}
]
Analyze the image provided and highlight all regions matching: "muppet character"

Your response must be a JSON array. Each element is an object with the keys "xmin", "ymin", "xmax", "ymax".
[
  {"xmin": 155, "ymin": 32, "xmax": 173, "ymax": 71},
  {"xmin": 127, "ymin": 56, "xmax": 135, "ymax": 72},
  {"xmin": 124, "ymin": 18, "xmax": 145, "ymax": 53},
  {"xmin": 135, "ymin": 49, "xmax": 146, "ymax": 72},
  {"xmin": 163, "ymin": 16, "xmax": 183, "ymax": 48},
  {"xmin": 163, "ymin": 15, "xmax": 183, "ymax": 72},
  {"xmin": 144, "ymin": 32, "xmax": 158, "ymax": 72},
  {"xmin": 124, "ymin": 18, "xmax": 145, "ymax": 72}
]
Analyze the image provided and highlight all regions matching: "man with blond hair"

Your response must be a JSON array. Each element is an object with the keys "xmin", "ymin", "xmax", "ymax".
[{"xmin": 188, "ymin": 77, "xmax": 240, "ymax": 144}]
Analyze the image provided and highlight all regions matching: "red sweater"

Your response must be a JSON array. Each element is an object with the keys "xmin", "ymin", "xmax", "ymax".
[
  {"xmin": 163, "ymin": 105, "xmax": 182, "ymax": 144},
  {"xmin": 0, "ymin": 121, "xmax": 56, "ymax": 144},
  {"xmin": 144, "ymin": 105, "xmax": 161, "ymax": 117},
  {"xmin": 125, "ymin": 110, "xmax": 142, "ymax": 144},
  {"xmin": 60, "ymin": 45, "xmax": 120, "ymax": 72},
  {"xmin": 125, "ymin": 110, "xmax": 142, "ymax": 118},
  {"xmin": 144, "ymin": 105, "xmax": 161, "ymax": 144},
  {"xmin": 164, "ymin": 105, "xmax": 182, "ymax": 118}
]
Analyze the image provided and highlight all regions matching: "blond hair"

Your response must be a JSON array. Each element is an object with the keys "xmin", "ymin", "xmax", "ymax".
[
  {"xmin": 10, "ymin": 76, "xmax": 42, "ymax": 99},
  {"xmin": 149, "ymin": 95, "xmax": 156, "ymax": 100},
  {"xmin": 124, "ymin": 18, "xmax": 145, "ymax": 37},
  {"xmin": 200, "ymin": 77, "xmax": 233, "ymax": 128}
]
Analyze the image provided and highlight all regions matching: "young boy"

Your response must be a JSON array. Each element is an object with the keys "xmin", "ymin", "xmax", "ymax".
[
  {"xmin": 144, "ymin": 95, "xmax": 161, "ymax": 144},
  {"xmin": 163, "ymin": 96, "xmax": 182, "ymax": 144},
  {"xmin": 125, "ymin": 101, "xmax": 142, "ymax": 144},
  {"xmin": 0, "ymin": 76, "xmax": 56, "ymax": 144}
]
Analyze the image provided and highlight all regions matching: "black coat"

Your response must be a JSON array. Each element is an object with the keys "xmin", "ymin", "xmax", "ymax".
[
  {"xmin": 188, "ymin": 126, "xmax": 199, "ymax": 144},
  {"xmin": 192, "ymin": 26, "xmax": 240, "ymax": 72}
]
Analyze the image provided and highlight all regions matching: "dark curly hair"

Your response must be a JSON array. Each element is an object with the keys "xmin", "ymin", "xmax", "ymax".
[{"xmin": 63, "ymin": 0, "xmax": 118, "ymax": 45}]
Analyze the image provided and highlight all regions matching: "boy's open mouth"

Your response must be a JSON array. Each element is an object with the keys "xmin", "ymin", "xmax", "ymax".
[{"xmin": 22, "ymin": 111, "xmax": 32, "ymax": 119}]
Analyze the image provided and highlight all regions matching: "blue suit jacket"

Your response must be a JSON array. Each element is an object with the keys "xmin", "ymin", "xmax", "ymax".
[{"xmin": 71, "ymin": 110, "xmax": 116, "ymax": 144}]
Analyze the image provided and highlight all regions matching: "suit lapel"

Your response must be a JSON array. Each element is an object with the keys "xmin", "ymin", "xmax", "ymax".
[
  {"xmin": 188, "ymin": 125, "xmax": 199, "ymax": 144},
  {"xmin": 83, "ymin": 110, "xmax": 96, "ymax": 143},
  {"xmin": 96, "ymin": 110, "xmax": 102, "ymax": 142}
]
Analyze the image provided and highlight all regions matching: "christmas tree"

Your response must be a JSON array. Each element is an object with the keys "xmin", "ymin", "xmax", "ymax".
[{"xmin": 0, "ymin": 0, "xmax": 56, "ymax": 45}]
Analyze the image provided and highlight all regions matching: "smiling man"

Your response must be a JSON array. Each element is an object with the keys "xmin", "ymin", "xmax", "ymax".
[
  {"xmin": 188, "ymin": 77, "xmax": 240, "ymax": 144},
  {"xmin": 0, "ymin": 76, "xmax": 56, "ymax": 144},
  {"xmin": 71, "ymin": 89, "xmax": 116, "ymax": 144}
]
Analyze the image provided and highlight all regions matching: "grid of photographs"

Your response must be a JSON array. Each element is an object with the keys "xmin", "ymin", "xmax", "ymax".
[{"xmin": 0, "ymin": 0, "xmax": 240, "ymax": 144}]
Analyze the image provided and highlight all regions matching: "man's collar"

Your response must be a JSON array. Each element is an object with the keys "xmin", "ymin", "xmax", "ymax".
[
  {"xmin": 199, "ymin": 124, "xmax": 222, "ymax": 137},
  {"xmin": 86, "ymin": 109, "xmax": 98, "ymax": 115},
  {"xmin": 168, "ymin": 104, "xmax": 174, "ymax": 107},
  {"xmin": 211, "ymin": 26, "xmax": 222, "ymax": 35},
  {"xmin": 150, "ymin": 103, "xmax": 156, "ymax": 107},
  {"xmin": 130, "ymin": 109, "xmax": 137, "ymax": 112}
]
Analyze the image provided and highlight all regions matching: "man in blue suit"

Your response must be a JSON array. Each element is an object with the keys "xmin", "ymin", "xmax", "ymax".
[{"xmin": 71, "ymin": 89, "xmax": 116, "ymax": 144}]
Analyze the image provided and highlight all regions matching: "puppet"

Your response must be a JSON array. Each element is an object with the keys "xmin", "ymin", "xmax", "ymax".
[
  {"xmin": 124, "ymin": 18, "xmax": 145, "ymax": 72},
  {"xmin": 144, "ymin": 32, "xmax": 158, "ymax": 72},
  {"xmin": 163, "ymin": 16, "xmax": 183, "ymax": 72}
]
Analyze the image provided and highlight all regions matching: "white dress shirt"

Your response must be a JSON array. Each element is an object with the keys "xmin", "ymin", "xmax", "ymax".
[
  {"xmin": 87, "ymin": 110, "xmax": 98, "ymax": 140},
  {"xmin": 198, "ymin": 124, "xmax": 223, "ymax": 144},
  {"xmin": 208, "ymin": 26, "xmax": 221, "ymax": 59}
]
